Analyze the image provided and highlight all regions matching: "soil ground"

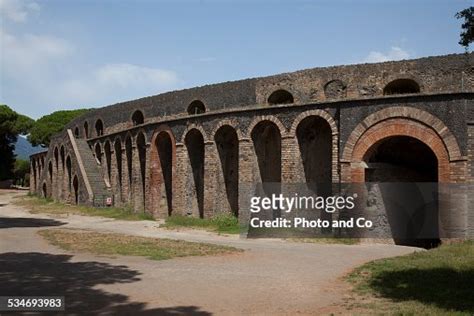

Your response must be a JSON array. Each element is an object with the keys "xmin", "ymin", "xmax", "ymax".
[{"xmin": 0, "ymin": 190, "xmax": 416, "ymax": 315}]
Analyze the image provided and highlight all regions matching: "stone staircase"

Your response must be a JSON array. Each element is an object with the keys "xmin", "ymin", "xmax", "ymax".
[{"xmin": 74, "ymin": 138, "xmax": 111, "ymax": 207}]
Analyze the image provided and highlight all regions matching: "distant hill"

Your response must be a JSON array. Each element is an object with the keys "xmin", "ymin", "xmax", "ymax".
[{"xmin": 14, "ymin": 136, "xmax": 45, "ymax": 160}]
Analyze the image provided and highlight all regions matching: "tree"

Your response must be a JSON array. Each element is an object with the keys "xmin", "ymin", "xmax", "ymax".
[
  {"xmin": 28, "ymin": 109, "xmax": 90, "ymax": 147},
  {"xmin": 0, "ymin": 105, "xmax": 34, "ymax": 180},
  {"xmin": 456, "ymin": 7, "xmax": 474, "ymax": 49},
  {"xmin": 14, "ymin": 159, "xmax": 30, "ymax": 187}
]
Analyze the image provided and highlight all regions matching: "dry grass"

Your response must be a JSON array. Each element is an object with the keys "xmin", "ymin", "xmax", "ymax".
[{"xmin": 38, "ymin": 229, "xmax": 242, "ymax": 260}]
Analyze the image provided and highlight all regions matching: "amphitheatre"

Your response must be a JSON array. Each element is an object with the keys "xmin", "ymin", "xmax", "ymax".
[{"xmin": 29, "ymin": 53, "xmax": 474, "ymax": 244}]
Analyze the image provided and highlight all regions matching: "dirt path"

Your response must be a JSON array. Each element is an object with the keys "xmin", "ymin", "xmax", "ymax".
[{"xmin": 0, "ymin": 191, "xmax": 416, "ymax": 315}]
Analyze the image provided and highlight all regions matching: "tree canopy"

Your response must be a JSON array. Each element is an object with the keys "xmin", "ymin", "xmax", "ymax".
[
  {"xmin": 28, "ymin": 109, "xmax": 91, "ymax": 147},
  {"xmin": 456, "ymin": 7, "xmax": 474, "ymax": 49},
  {"xmin": 0, "ymin": 105, "xmax": 34, "ymax": 180}
]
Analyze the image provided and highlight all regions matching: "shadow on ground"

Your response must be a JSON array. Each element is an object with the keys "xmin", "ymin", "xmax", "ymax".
[
  {"xmin": 0, "ymin": 252, "xmax": 211, "ymax": 315},
  {"xmin": 368, "ymin": 268, "xmax": 474, "ymax": 313},
  {"xmin": 0, "ymin": 217, "xmax": 66, "ymax": 229}
]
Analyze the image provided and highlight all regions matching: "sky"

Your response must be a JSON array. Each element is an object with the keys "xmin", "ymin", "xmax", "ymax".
[{"xmin": 0, "ymin": 0, "xmax": 471, "ymax": 119}]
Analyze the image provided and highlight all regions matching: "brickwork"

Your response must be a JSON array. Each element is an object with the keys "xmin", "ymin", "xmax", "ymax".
[{"xmin": 30, "ymin": 53, "xmax": 474, "ymax": 240}]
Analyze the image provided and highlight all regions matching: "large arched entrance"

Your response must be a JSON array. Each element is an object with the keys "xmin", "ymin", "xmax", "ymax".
[{"xmin": 360, "ymin": 135, "xmax": 441, "ymax": 248}]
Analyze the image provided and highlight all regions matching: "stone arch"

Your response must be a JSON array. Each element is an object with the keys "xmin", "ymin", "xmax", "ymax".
[
  {"xmin": 347, "ymin": 118, "xmax": 451, "ymax": 182},
  {"xmin": 60, "ymin": 146, "xmax": 65, "ymax": 170},
  {"xmin": 104, "ymin": 140, "xmax": 112, "ymax": 182},
  {"xmin": 214, "ymin": 124, "xmax": 239, "ymax": 217},
  {"xmin": 136, "ymin": 131, "xmax": 147, "ymax": 209},
  {"xmin": 42, "ymin": 182, "xmax": 48, "ymax": 198},
  {"xmin": 95, "ymin": 119, "xmax": 104, "ymax": 137},
  {"xmin": 180, "ymin": 124, "xmax": 208, "ymax": 143},
  {"xmin": 342, "ymin": 107, "xmax": 462, "ymax": 163},
  {"xmin": 184, "ymin": 128, "xmax": 205, "ymax": 218},
  {"xmin": 211, "ymin": 119, "xmax": 243, "ymax": 140},
  {"xmin": 94, "ymin": 143, "xmax": 102, "ymax": 164},
  {"xmin": 246, "ymin": 115, "xmax": 287, "ymax": 139},
  {"xmin": 84, "ymin": 121, "xmax": 89, "ymax": 138},
  {"xmin": 74, "ymin": 126, "xmax": 80, "ymax": 138},
  {"xmin": 72, "ymin": 175, "xmax": 79, "ymax": 204},
  {"xmin": 125, "ymin": 134, "xmax": 133, "ymax": 188},
  {"xmin": 383, "ymin": 78, "xmax": 421, "ymax": 95},
  {"xmin": 289, "ymin": 110, "xmax": 337, "ymax": 136},
  {"xmin": 324, "ymin": 79, "xmax": 347, "ymax": 99},
  {"xmin": 150, "ymin": 126, "xmax": 176, "ymax": 216},
  {"xmin": 66, "ymin": 156, "xmax": 72, "ymax": 194},
  {"xmin": 267, "ymin": 89, "xmax": 294, "ymax": 105},
  {"xmin": 251, "ymin": 120, "xmax": 282, "ymax": 185},
  {"xmin": 48, "ymin": 161, "xmax": 53, "ymax": 184},
  {"xmin": 296, "ymin": 116, "xmax": 333, "ymax": 191},
  {"xmin": 114, "ymin": 137, "xmax": 123, "ymax": 188},
  {"xmin": 54, "ymin": 147, "xmax": 59, "ymax": 171},
  {"xmin": 132, "ymin": 110, "xmax": 145, "ymax": 126},
  {"xmin": 187, "ymin": 100, "xmax": 206, "ymax": 115}
]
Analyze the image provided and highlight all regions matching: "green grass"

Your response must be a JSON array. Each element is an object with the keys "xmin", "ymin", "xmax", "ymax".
[
  {"xmin": 345, "ymin": 241, "xmax": 474, "ymax": 315},
  {"xmin": 162, "ymin": 214, "xmax": 240, "ymax": 234},
  {"xmin": 14, "ymin": 195, "xmax": 155, "ymax": 221},
  {"xmin": 39, "ymin": 229, "xmax": 241, "ymax": 261}
]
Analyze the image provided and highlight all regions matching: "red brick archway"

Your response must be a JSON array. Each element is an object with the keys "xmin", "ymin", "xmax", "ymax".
[
  {"xmin": 149, "ymin": 126, "xmax": 176, "ymax": 217},
  {"xmin": 345, "ymin": 118, "xmax": 451, "ymax": 182}
]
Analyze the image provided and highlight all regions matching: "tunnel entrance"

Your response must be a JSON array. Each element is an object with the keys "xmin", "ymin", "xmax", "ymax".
[
  {"xmin": 155, "ymin": 132, "xmax": 173, "ymax": 216},
  {"xmin": 364, "ymin": 136, "xmax": 440, "ymax": 248},
  {"xmin": 185, "ymin": 129, "xmax": 205, "ymax": 218},
  {"xmin": 215, "ymin": 125, "xmax": 239, "ymax": 217}
]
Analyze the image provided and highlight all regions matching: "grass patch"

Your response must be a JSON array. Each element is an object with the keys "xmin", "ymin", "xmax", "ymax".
[
  {"xmin": 162, "ymin": 214, "xmax": 240, "ymax": 234},
  {"xmin": 13, "ymin": 195, "xmax": 154, "ymax": 221},
  {"xmin": 345, "ymin": 241, "xmax": 474, "ymax": 315},
  {"xmin": 38, "ymin": 229, "xmax": 241, "ymax": 260}
]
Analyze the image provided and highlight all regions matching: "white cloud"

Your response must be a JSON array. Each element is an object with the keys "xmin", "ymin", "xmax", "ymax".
[
  {"xmin": 0, "ymin": 0, "xmax": 39, "ymax": 22},
  {"xmin": 95, "ymin": 63, "xmax": 178, "ymax": 89},
  {"xmin": 1, "ymin": 2, "xmax": 180, "ymax": 117},
  {"xmin": 1, "ymin": 28, "xmax": 73, "ymax": 73},
  {"xmin": 58, "ymin": 64, "xmax": 179, "ymax": 105},
  {"xmin": 363, "ymin": 46, "xmax": 411, "ymax": 63}
]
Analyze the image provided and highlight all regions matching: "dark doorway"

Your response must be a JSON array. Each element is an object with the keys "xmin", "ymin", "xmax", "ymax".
[
  {"xmin": 364, "ymin": 136, "xmax": 440, "ymax": 248},
  {"xmin": 156, "ymin": 132, "xmax": 173, "ymax": 215},
  {"xmin": 214, "ymin": 126, "xmax": 239, "ymax": 217},
  {"xmin": 185, "ymin": 129, "xmax": 205, "ymax": 218},
  {"xmin": 73, "ymin": 176, "xmax": 79, "ymax": 204},
  {"xmin": 296, "ymin": 116, "xmax": 332, "ymax": 194}
]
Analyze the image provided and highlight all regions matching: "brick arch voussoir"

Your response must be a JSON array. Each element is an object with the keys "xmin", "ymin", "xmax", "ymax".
[
  {"xmin": 343, "ymin": 107, "xmax": 462, "ymax": 162},
  {"xmin": 211, "ymin": 119, "xmax": 243, "ymax": 140},
  {"xmin": 289, "ymin": 109, "xmax": 338, "ymax": 136},
  {"xmin": 351, "ymin": 119, "xmax": 451, "ymax": 182},
  {"xmin": 135, "ymin": 128, "xmax": 148, "ymax": 145},
  {"xmin": 246, "ymin": 115, "xmax": 288, "ymax": 139},
  {"xmin": 180, "ymin": 124, "xmax": 209, "ymax": 144}
]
